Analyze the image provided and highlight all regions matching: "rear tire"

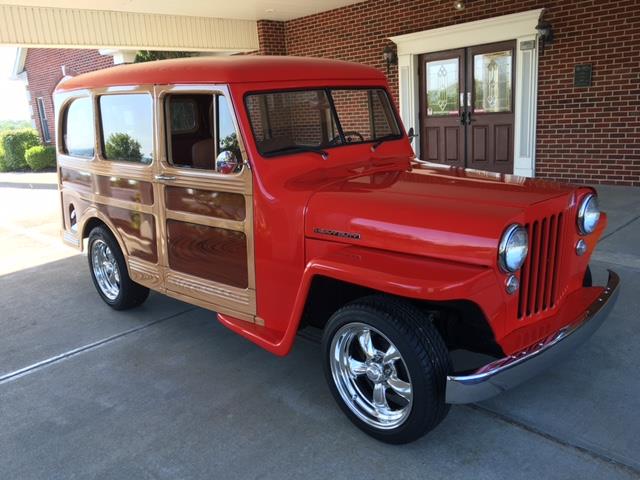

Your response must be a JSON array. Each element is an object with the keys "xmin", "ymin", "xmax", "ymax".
[
  {"xmin": 88, "ymin": 226, "xmax": 149, "ymax": 310},
  {"xmin": 322, "ymin": 295, "xmax": 451, "ymax": 444}
]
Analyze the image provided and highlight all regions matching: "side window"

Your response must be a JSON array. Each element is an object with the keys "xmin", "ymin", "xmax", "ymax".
[
  {"xmin": 63, "ymin": 97, "xmax": 94, "ymax": 158},
  {"xmin": 99, "ymin": 94, "xmax": 153, "ymax": 164},
  {"xmin": 165, "ymin": 93, "xmax": 242, "ymax": 172}
]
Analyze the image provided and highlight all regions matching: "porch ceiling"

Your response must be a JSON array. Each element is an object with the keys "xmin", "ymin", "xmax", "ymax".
[
  {"xmin": 0, "ymin": 0, "xmax": 365, "ymax": 22},
  {"xmin": 0, "ymin": 1, "xmax": 363, "ymax": 52}
]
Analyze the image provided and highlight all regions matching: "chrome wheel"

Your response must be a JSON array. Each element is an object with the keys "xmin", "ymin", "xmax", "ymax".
[
  {"xmin": 330, "ymin": 322, "xmax": 413, "ymax": 430},
  {"xmin": 91, "ymin": 239, "xmax": 121, "ymax": 301}
]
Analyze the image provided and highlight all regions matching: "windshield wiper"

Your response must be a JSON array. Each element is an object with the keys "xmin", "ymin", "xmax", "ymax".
[
  {"xmin": 266, "ymin": 145, "xmax": 329, "ymax": 160},
  {"xmin": 371, "ymin": 134, "xmax": 401, "ymax": 151}
]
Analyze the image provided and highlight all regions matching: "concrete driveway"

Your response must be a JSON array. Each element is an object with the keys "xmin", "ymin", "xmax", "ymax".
[{"xmin": 1, "ymin": 176, "xmax": 638, "ymax": 479}]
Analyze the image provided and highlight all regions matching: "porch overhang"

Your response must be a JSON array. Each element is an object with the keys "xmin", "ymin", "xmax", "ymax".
[{"xmin": 0, "ymin": 4, "xmax": 259, "ymax": 53}]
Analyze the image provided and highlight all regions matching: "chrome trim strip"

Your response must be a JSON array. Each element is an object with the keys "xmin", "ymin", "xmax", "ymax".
[{"xmin": 446, "ymin": 270, "xmax": 620, "ymax": 404}]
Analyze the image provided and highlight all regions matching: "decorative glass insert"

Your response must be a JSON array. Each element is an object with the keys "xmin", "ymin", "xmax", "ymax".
[
  {"xmin": 425, "ymin": 58, "xmax": 459, "ymax": 116},
  {"xmin": 473, "ymin": 50, "xmax": 512, "ymax": 113}
]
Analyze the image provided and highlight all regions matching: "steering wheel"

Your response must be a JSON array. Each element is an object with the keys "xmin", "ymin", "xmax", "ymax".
[{"xmin": 328, "ymin": 131, "xmax": 365, "ymax": 146}]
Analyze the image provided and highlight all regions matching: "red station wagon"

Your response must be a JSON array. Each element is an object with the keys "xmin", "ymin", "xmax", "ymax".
[{"xmin": 55, "ymin": 57, "xmax": 619, "ymax": 443}]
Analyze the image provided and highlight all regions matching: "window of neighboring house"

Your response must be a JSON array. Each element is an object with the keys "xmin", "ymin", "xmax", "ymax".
[
  {"xmin": 165, "ymin": 93, "xmax": 242, "ymax": 172},
  {"xmin": 62, "ymin": 97, "xmax": 95, "ymax": 158},
  {"xmin": 36, "ymin": 97, "xmax": 51, "ymax": 143},
  {"xmin": 99, "ymin": 94, "xmax": 154, "ymax": 164}
]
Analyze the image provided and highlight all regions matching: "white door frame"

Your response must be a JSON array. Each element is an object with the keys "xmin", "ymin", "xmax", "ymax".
[{"xmin": 390, "ymin": 9, "xmax": 543, "ymax": 177}]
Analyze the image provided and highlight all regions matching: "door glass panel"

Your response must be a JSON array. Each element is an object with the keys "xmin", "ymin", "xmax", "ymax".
[
  {"xmin": 473, "ymin": 50, "xmax": 512, "ymax": 113},
  {"xmin": 425, "ymin": 58, "xmax": 459, "ymax": 116}
]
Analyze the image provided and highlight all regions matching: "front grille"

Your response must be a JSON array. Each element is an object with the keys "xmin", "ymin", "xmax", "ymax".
[{"xmin": 518, "ymin": 212, "xmax": 565, "ymax": 319}]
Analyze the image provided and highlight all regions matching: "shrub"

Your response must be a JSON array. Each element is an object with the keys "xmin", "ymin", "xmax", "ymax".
[
  {"xmin": 1, "ymin": 129, "xmax": 40, "ymax": 171},
  {"xmin": 0, "ymin": 133, "xmax": 6, "ymax": 172},
  {"xmin": 25, "ymin": 145, "xmax": 57, "ymax": 171}
]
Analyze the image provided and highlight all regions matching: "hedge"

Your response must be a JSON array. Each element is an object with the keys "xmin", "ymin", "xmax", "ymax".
[
  {"xmin": 0, "ymin": 129, "xmax": 40, "ymax": 171},
  {"xmin": 25, "ymin": 145, "xmax": 57, "ymax": 171},
  {"xmin": 0, "ymin": 135, "xmax": 5, "ymax": 172}
]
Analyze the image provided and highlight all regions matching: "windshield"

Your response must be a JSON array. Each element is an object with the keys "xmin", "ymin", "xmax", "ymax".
[{"xmin": 245, "ymin": 88, "xmax": 402, "ymax": 157}]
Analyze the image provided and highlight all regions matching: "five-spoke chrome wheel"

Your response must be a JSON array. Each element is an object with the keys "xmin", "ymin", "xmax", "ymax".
[
  {"xmin": 91, "ymin": 238, "xmax": 121, "ymax": 300},
  {"xmin": 330, "ymin": 322, "xmax": 413, "ymax": 430}
]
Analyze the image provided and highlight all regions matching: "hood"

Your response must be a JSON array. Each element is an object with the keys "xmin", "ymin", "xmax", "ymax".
[{"xmin": 304, "ymin": 161, "xmax": 575, "ymax": 267}]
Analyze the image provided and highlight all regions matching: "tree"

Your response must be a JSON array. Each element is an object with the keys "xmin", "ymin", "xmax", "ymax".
[
  {"xmin": 135, "ymin": 51, "xmax": 198, "ymax": 63},
  {"xmin": 105, "ymin": 133, "xmax": 143, "ymax": 163}
]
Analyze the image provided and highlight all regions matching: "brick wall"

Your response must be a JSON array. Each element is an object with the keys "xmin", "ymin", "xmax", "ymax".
[
  {"xmin": 24, "ymin": 48, "xmax": 114, "ymax": 145},
  {"xmin": 257, "ymin": 0, "xmax": 639, "ymax": 186},
  {"xmin": 257, "ymin": 20, "xmax": 286, "ymax": 56}
]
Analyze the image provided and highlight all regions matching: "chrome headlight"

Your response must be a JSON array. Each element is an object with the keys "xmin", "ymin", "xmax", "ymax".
[
  {"xmin": 498, "ymin": 224, "xmax": 529, "ymax": 273},
  {"xmin": 577, "ymin": 193, "xmax": 600, "ymax": 235}
]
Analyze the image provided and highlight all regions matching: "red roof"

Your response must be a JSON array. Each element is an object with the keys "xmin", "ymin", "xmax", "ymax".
[{"xmin": 56, "ymin": 56, "xmax": 386, "ymax": 92}]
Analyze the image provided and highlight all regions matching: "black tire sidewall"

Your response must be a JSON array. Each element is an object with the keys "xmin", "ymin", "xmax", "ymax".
[{"xmin": 322, "ymin": 306, "xmax": 445, "ymax": 444}]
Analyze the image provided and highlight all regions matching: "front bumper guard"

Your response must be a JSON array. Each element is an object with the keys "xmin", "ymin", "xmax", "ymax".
[{"xmin": 446, "ymin": 270, "xmax": 620, "ymax": 404}]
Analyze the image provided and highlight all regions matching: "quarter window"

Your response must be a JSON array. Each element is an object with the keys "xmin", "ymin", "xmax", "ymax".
[
  {"xmin": 99, "ymin": 94, "xmax": 153, "ymax": 164},
  {"xmin": 62, "ymin": 97, "xmax": 94, "ymax": 158}
]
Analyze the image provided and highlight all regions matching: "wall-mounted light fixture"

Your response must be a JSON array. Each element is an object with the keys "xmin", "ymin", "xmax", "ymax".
[
  {"xmin": 536, "ymin": 12, "xmax": 554, "ymax": 54},
  {"xmin": 453, "ymin": 0, "xmax": 466, "ymax": 11},
  {"xmin": 382, "ymin": 45, "xmax": 398, "ymax": 74}
]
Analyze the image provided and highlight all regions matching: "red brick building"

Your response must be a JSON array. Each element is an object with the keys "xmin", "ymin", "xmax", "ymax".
[
  {"xmin": 14, "ymin": 48, "xmax": 114, "ymax": 145},
  {"xmin": 254, "ymin": 0, "xmax": 639, "ymax": 186}
]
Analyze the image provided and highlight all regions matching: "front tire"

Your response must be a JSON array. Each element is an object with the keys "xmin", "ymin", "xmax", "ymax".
[
  {"xmin": 88, "ymin": 226, "xmax": 149, "ymax": 310},
  {"xmin": 322, "ymin": 295, "xmax": 451, "ymax": 444}
]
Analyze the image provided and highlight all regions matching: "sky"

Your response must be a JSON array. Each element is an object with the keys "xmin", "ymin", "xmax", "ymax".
[{"xmin": 0, "ymin": 47, "xmax": 32, "ymax": 121}]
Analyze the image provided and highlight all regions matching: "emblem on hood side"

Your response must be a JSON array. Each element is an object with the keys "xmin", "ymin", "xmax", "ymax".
[{"xmin": 313, "ymin": 228, "xmax": 361, "ymax": 240}]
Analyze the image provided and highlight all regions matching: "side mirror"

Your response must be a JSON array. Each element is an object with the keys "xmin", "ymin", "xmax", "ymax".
[
  {"xmin": 215, "ymin": 150, "xmax": 240, "ymax": 174},
  {"xmin": 407, "ymin": 127, "xmax": 418, "ymax": 145}
]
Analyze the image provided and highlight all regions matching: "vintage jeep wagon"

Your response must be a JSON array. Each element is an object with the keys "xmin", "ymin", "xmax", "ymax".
[{"xmin": 55, "ymin": 57, "xmax": 619, "ymax": 443}]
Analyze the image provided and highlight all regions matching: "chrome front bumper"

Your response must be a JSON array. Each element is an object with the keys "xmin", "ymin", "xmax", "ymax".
[{"xmin": 446, "ymin": 270, "xmax": 620, "ymax": 404}]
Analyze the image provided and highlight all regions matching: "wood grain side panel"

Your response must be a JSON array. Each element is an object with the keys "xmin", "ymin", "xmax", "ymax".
[
  {"xmin": 167, "ymin": 220, "xmax": 248, "ymax": 289},
  {"xmin": 98, "ymin": 205, "xmax": 158, "ymax": 263},
  {"xmin": 96, "ymin": 175, "xmax": 154, "ymax": 205},
  {"xmin": 165, "ymin": 186, "xmax": 245, "ymax": 221},
  {"xmin": 60, "ymin": 167, "xmax": 92, "ymax": 192}
]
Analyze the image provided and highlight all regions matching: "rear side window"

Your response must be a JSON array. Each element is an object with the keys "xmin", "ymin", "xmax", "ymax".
[
  {"xmin": 63, "ymin": 97, "xmax": 94, "ymax": 158},
  {"xmin": 99, "ymin": 94, "xmax": 153, "ymax": 164}
]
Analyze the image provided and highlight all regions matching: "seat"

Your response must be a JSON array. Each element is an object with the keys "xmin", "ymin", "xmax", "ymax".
[{"xmin": 191, "ymin": 138, "xmax": 215, "ymax": 170}]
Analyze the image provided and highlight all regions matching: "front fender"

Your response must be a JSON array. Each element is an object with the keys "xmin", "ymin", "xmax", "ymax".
[
  {"xmin": 305, "ymin": 245, "xmax": 495, "ymax": 301},
  {"xmin": 219, "ymin": 243, "xmax": 504, "ymax": 357}
]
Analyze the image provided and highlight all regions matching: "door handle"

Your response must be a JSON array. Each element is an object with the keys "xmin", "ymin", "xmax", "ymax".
[
  {"xmin": 154, "ymin": 174, "xmax": 176, "ymax": 182},
  {"xmin": 460, "ymin": 111, "xmax": 468, "ymax": 125}
]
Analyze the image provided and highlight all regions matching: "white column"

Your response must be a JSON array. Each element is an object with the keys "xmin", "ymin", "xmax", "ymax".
[
  {"xmin": 397, "ymin": 53, "xmax": 420, "ymax": 156},
  {"xmin": 513, "ymin": 36, "xmax": 538, "ymax": 177},
  {"xmin": 99, "ymin": 49, "xmax": 138, "ymax": 65}
]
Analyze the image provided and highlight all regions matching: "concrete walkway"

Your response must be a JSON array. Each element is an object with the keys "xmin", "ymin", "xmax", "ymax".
[
  {"xmin": 0, "ymin": 183, "xmax": 638, "ymax": 479},
  {"xmin": 0, "ymin": 171, "xmax": 57, "ymax": 190}
]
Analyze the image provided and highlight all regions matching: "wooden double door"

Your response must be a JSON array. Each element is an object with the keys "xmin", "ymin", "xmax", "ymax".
[{"xmin": 419, "ymin": 41, "xmax": 516, "ymax": 174}]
